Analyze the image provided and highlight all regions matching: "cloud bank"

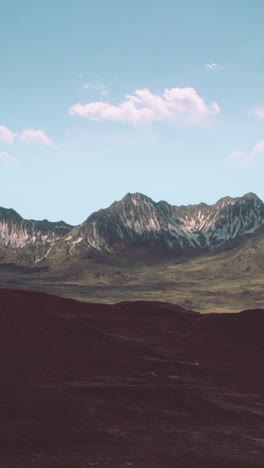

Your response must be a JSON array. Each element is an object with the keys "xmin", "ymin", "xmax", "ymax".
[
  {"xmin": 20, "ymin": 129, "xmax": 53, "ymax": 146},
  {"xmin": 0, "ymin": 125, "xmax": 15, "ymax": 144},
  {"xmin": 69, "ymin": 87, "xmax": 220, "ymax": 124},
  {"xmin": 0, "ymin": 125, "xmax": 53, "ymax": 147},
  {"xmin": 229, "ymin": 140, "xmax": 264, "ymax": 166}
]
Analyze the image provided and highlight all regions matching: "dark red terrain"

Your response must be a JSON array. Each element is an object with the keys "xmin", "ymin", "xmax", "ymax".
[{"xmin": 0, "ymin": 289, "xmax": 264, "ymax": 467}]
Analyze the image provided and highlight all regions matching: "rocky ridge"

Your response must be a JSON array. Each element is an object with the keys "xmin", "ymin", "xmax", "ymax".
[
  {"xmin": 49, "ymin": 191, "xmax": 264, "ymax": 261},
  {"xmin": 0, "ymin": 207, "xmax": 72, "ymax": 264},
  {"xmin": 0, "ymin": 192, "xmax": 263, "ymax": 264}
]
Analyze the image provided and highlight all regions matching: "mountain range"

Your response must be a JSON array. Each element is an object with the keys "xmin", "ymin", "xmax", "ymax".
[{"xmin": 0, "ymin": 191, "xmax": 263, "ymax": 265}]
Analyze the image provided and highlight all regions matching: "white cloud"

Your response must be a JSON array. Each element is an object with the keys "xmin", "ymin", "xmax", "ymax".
[
  {"xmin": 69, "ymin": 87, "xmax": 220, "ymax": 124},
  {"xmin": 20, "ymin": 129, "xmax": 53, "ymax": 146},
  {"xmin": 228, "ymin": 150, "xmax": 250, "ymax": 167},
  {"xmin": 0, "ymin": 125, "xmax": 53, "ymax": 147},
  {"xmin": 205, "ymin": 62, "xmax": 223, "ymax": 71},
  {"xmin": 83, "ymin": 81, "xmax": 109, "ymax": 97},
  {"xmin": 228, "ymin": 150, "xmax": 245, "ymax": 161},
  {"xmin": 0, "ymin": 125, "xmax": 15, "ymax": 144},
  {"xmin": 253, "ymin": 107, "xmax": 264, "ymax": 118},
  {"xmin": 228, "ymin": 139, "xmax": 264, "ymax": 166},
  {"xmin": 252, "ymin": 140, "xmax": 264, "ymax": 155},
  {"xmin": 0, "ymin": 151, "xmax": 15, "ymax": 163}
]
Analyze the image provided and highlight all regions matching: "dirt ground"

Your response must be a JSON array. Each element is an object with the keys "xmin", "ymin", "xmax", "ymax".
[{"xmin": 0, "ymin": 288, "xmax": 264, "ymax": 467}]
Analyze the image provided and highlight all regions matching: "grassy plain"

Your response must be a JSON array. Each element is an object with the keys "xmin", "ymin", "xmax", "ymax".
[{"xmin": 0, "ymin": 240, "xmax": 263, "ymax": 313}]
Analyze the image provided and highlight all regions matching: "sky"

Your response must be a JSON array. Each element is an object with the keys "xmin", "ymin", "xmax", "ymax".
[{"xmin": 1, "ymin": 0, "xmax": 264, "ymax": 225}]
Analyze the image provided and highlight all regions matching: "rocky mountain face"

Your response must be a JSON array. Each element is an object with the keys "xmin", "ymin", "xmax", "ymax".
[
  {"xmin": 0, "ymin": 207, "xmax": 72, "ymax": 264},
  {"xmin": 49, "ymin": 192, "xmax": 264, "ymax": 260},
  {"xmin": 0, "ymin": 192, "xmax": 263, "ymax": 264}
]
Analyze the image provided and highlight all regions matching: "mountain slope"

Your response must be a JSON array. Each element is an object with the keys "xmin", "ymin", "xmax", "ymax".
[
  {"xmin": 0, "ymin": 207, "xmax": 72, "ymax": 264},
  {"xmin": 48, "ymin": 191, "xmax": 264, "ymax": 262},
  {"xmin": 0, "ymin": 192, "xmax": 263, "ymax": 264}
]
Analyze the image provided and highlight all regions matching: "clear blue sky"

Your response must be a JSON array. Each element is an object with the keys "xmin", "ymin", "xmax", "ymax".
[{"xmin": 1, "ymin": 0, "xmax": 264, "ymax": 224}]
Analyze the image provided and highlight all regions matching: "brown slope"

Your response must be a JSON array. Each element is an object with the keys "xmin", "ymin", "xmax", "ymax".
[{"xmin": 0, "ymin": 290, "xmax": 264, "ymax": 467}]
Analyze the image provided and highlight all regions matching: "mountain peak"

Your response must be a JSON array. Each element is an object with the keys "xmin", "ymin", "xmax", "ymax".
[
  {"xmin": 215, "ymin": 195, "xmax": 239, "ymax": 206},
  {"xmin": 243, "ymin": 192, "xmax": 261, "ymax": 202},
  {"xmin": 215, "ymin": 193, "xmax": 262, "ymax": 207},
  {"xmin": 122, "ymin": 192, "xmax": 152, "ymax": 202},
  {"xmin": 0, "ymin": 191, "xmax": 264, "ymax": 264}
]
